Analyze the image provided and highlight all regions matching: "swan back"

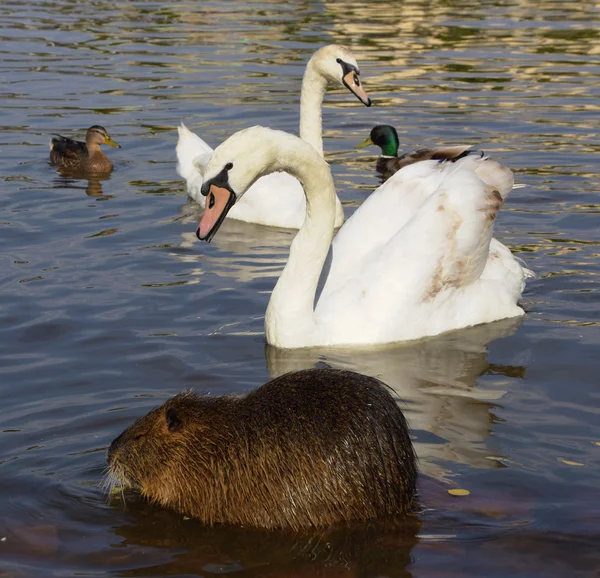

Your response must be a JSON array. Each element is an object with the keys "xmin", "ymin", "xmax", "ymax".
[{"xmin": 325, "ymin": 153, "xmax": 514, "ymax": 297}]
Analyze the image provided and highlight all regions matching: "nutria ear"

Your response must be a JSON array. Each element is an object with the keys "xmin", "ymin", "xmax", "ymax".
[{"xmin": 166, "ymin": 408, "xmax": 182, "ymax": 432}]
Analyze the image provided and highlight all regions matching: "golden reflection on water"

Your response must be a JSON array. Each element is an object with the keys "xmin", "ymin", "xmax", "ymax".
[{"xmin": 320, "ymin": 0, "xmax": 600, "ymax": 139}]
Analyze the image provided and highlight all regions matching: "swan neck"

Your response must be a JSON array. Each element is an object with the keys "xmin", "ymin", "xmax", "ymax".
[
  {"xmin": 299, "ymin": 61, "xmax": 327, "ymax": 156},
  {"xmin": 265, "ymin": 137, "xmax": 335, "ymax": 347}
]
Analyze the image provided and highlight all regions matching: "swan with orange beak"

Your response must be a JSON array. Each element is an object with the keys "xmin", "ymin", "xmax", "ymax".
[{"xmin": 182, "ymin": 45, "xmax": 370, "ymax": 231}]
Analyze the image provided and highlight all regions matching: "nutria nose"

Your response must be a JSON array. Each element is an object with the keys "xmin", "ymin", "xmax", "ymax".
[{"xmin": 107, "ymin": 432, "xmax": 125, "ymax": 462}]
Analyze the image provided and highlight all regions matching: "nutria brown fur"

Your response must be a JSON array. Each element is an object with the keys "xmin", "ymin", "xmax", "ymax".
[{"xmin": 107, "ymin": 368, "xmax": 417, "ymax": 531}]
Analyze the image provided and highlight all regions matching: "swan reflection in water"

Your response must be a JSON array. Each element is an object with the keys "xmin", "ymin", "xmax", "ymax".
[
  {"xmin": 266, "ymin": 317, "xmax": 526, "ymax": 480},
  {"xmin": 175, "ymin": 202, "xmax": 527, "ymax": 478},
  {"xmin": 176, "ymin": 199, "xmax": 293, "ymax": 283}
]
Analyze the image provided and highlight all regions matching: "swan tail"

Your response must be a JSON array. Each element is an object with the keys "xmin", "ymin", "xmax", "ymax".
[
  {"xmin": 472, "ymin": 159, "xmax": 514, "ymax": 199},
  {"xmin": 445, "ymin": 152, "xmax": 517, "ymax": 200},
  {"xmin": 520, "ymin": 260, "xmax": 536, "ymax": 279},
  {"xmin": 433, "ymin": 169, "xmax": 508, "ymax": 287}
]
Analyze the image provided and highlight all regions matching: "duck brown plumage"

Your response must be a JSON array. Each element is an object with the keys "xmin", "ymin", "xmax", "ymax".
[{"xmin": 49, "ymin": 125, "xmax": 120, "ymax": 174}]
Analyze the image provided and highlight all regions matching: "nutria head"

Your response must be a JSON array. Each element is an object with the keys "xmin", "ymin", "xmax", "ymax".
[
  {"xmin": 107, "ymin": 390, "xmax": 232, "ymax": 519},
  {"xmin": 107, "ymin": 369, "xmax": 417, "ymax": 531}
]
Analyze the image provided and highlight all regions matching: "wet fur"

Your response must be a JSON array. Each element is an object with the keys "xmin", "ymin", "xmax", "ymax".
[{"xmin": 107, "ymin": 368, "xmax": 417, "ymax": 532}]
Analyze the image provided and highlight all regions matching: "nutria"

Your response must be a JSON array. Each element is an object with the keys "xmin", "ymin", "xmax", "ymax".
[{"xmin": 107, "ymin": 368, "xmax": 417, "ymax": 531}]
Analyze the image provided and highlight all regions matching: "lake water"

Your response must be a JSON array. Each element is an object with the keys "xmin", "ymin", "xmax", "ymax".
[{"xmin": 1, "ymin": 0, "xmax": 599, "ymax": 576}]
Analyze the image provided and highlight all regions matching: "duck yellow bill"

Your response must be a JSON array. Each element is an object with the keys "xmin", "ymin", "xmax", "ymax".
[
  {"xmin": 196, "ymin": 184, "xmax": 236, "ymax": 242},
  {"xmin": 104, "ymin": 135, "xmax": 121, "ymax": 149},
  {"xmin": 342, "ymin": 70, "xmax": 371, "ymax": 107},
  {"xmin": 355, "ymin": 136, "xmax": 374, "ymax": 149}
]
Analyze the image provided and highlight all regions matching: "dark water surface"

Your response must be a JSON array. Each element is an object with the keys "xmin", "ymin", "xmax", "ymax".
[{"xmin": 1, "ymin": 0, "xmax": 599, "ymax": 576}]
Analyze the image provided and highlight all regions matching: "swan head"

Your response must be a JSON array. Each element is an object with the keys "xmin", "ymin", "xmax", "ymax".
[
  {"xmin": 309, "ymin": 45, "xmax": 371, "ymax": 107},
  {"xmin": 195, "ymin": 126, "xmax": 303, "ymax": 242}
]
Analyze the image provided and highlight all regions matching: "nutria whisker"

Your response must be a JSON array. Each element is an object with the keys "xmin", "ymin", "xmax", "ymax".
[
  {"xmin": 102, "ymin": 462, "xmax": 131, "ymax": 508},
  {"xmin": 99, "ymin": 469, "xmax": 111, "ymax": 494}
]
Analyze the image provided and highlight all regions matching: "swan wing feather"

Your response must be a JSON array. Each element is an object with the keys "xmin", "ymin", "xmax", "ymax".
[
  {"xmin": 323, "ymin": 159, "xmax": 451, "ymax": 297},
  {"xmin": 317, "ymin": 158, "xmax": 525, "ymax": 343},
  {"xmin": 176, "ymin": 122, "xmax": 214, "ymax": 203}
]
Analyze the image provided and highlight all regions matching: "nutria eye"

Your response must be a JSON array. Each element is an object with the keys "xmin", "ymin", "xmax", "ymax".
[
  {"xmin": 225, "ymin": 162, "xmax": 233, "ymax": 171},
  {"xmin": 208, "ymin": 192, "xmax": 215, "ymax": 209},
  {"xmin": 166, "ymin": 408, "xmax": 181, "ymax": 432}
]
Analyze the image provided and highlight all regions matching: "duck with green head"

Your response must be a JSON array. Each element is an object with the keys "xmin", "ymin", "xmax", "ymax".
[
  {"xmin": 356, "ymin": 125, "xmax": 471, "ymax": 182},
  {"xmin": 49, "ymin": 125, "xmax": 120, "ymax": 174}
]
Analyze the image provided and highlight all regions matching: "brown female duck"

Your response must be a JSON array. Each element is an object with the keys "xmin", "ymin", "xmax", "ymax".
[
  {"xmin": 356, "ymin": 125, "xmax": 471, "ymax": 182},
  {"xmin": 49, "ymin": 125, "xmax": 120, "ymax": 174}
]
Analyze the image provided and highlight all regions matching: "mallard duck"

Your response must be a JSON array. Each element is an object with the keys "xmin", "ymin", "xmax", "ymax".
[
  {"xmin": 49, "ymin": 125, "xmax": 120, "ymax": 174},
  {"xmin": 356, "ymin": 125, "xmax": 471, "ymax": 182},
  {"xmin": 195, "ymin": 126, "xmax": 531, "ymax": 348},
  {"xmin": 176, "ymin": 45, "xmax": 371, "ymax": 229}
]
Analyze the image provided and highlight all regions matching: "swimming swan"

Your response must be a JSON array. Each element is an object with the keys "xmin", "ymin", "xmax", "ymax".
[
  {"xmin": 176, "ymin": 45, "xmax": 371, "ymax": 229},
  {"xmin": 196, "ymin": 126, "xmax": 531, "ymax": 349}
]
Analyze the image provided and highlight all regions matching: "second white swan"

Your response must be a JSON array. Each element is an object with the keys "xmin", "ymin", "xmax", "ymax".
[
  {"xmin": 195, "ymin": 126, "xmax": 531, "ymax": 349},
  {"xmin": 176, "ymin": 45, "xmax": 371, "ymax": 229}
]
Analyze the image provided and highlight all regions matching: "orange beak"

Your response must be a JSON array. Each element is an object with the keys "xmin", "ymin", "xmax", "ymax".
[
  {"xmin": 342, "ymin": 70, "xmax": 371, "ymax": 107},
  {"xmin": 196, "ymin": 184, "xmax": 236, "ymax": 242}
]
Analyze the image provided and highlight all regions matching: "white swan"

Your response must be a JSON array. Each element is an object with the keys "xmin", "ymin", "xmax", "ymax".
[
  {"xmin": 176, "ymin": 45, "xmax": 371, "ymax": 229},
  {"xmin": 196, "ymin": 126, "xmax": 531, "ymax": 349}
]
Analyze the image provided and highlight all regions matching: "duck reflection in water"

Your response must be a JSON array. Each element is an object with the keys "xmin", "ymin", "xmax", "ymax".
[{"xmin": 52, "ymin": 174, "xmax": 113, "ymax": 199}]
